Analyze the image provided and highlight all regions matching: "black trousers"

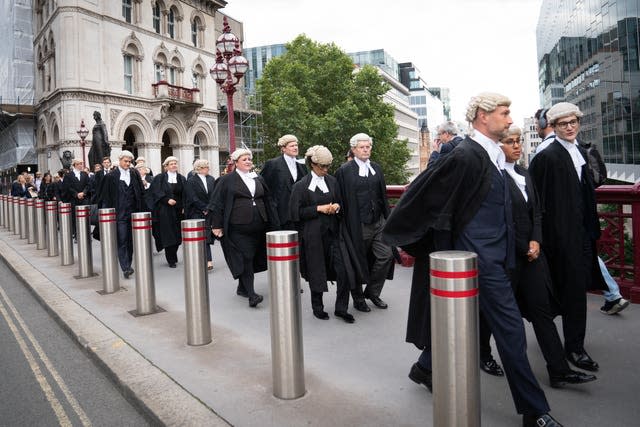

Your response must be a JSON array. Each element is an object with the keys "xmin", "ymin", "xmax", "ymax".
[
  {"xmin": 164, "ymin": 244, "xmax": 180, "ymax": 265},
  {"xmin": 561, "ymin": 236, "xmax": 592, "ymax": 354},
  {"xmin": 310, "ymin": 237, "xmax": 350, "ymax": 313},
  {"xmin": 116, "ymin": 219, "xmax": 133, "ymax": 272},
  {"xmin": 229, "ymin": 211, "xmax": 266, "ymax": 297}
]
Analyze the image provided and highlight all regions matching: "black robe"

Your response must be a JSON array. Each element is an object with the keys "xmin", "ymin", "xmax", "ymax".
[
  {"xmin": 260, "ymin": 155, "xmax": 308, "ymax": 227},
  {"xmin": 149, "ymin": 172, "xmax": 187, "ymax": 251},
  {"xmin": 289, "ymin": 173, "xmax": 362, "ymax": 292},
  {"xmin": 208, "ymin": 171, "xmax": 279, "ymax": 279},
  {"xmin": 183, "ymin": 173, "xmax": 217, "ymax": 245},
  {"xmin": 335, "ymin": 159, "xmax": 394, "ymax": 285},
  {"xmin": 382, "ymin": 137, "xmax": 494, "ymax": 349},
  {"xmin": 100, "ymin": 168, "xmax": 145, "ymax": 213},
  {"xmin": 528, "ymin": 140, "xmax": 606, "ymax": 304}
]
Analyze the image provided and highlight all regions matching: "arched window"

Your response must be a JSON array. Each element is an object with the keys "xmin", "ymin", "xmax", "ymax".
[
  {"xmin": 122, "ymin": 0, "xmax": 132, "ymax": 23},
  {"xmin": 190, "ymin": 15, "xmax": 204, "ymax": 48},
  {"xmin": 193, "ymin": 134, "xmax": 201, "ymax": 160},
  {"xmin": 168, "ymin": 9, "xmax": 175, "ymax": 39},
  {"xmin": 152, "ymin": 3, "xmax": 161, "ymax": 33},
  {"xmin": 191, "ymin": 20, "xmax": 197, "ymax": 47},
  {"xmin": 124, "ymin": 55, "xmax": 133, "ymax": 94}
]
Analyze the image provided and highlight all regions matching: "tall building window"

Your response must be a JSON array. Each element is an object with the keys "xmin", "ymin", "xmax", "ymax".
[
  {"xmin": 124, "ymin": 55, "xmax": 133, "ymax": 94},
  {"xmin": 122, "ymin": 0, "xmax": 132, "ymax": 23},
  {"xmin": 191, "ymin": 20, "xmax": 198, "ymax": 47},
  {"xmin": 168, "ymin": 67, "xmax": 176, "ymax": 85},
  {"xmin": 168, "ymin": 9, "xmax": 175, "ymax": 39},
  {"xmin": 152, "ymin": 3, "xmax": 161, "ymax": 34},
  {"xmin": 193, "ymin": 134, "xmax": 201, "ymax": 160},
  {"xmin": 155, "ymin": 63, "xmax": 164, "ymax": 82}
]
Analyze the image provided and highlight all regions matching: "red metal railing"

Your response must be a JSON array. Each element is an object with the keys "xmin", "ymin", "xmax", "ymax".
[
  {"xmin": 151, "ymin": 81, "xmax": 199, "ymax": 103},
  {"xmin": 386, "ymin": 183, "xmax": 640, "ymax": 303}
]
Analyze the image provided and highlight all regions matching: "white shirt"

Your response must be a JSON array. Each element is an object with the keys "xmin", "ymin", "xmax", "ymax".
[
  {"xmin": 504, "ymin": 162, "xmax": 528, "ymax": 202},
  {"xmin": 34, "ymin": 178, "xmax": 42, "ymax": 191},
  {"xmin": 73, "ymin": 168, "xmax": 82, "ymax": 180},
  {"xmin": 167, "ymin": 171, "xmax": 177, "ymax": 183},
  {"xmin": 535, "ymin": 132, "xmax": 556, "ymax": 154},
  {"xmin": 470, "ymin": 128, "xmax": 506, "ymax": 171},
  {"xmin": 118, "ymin": 166, "xmax": 131, "ymax": 186},
  {"xmin": 284, "ymin": 154, "xmax": 298, "ymax": 181},
  {"xmin": 308, "ymin": 171, "xmax": 329, "ymax": 193},
  {"xmin": 236, "ymin": 169, "xmax": 256, "ymax": 198},
  {"xmin": 557, "ymin": 137, "xmax": 586, "ymax": 181},
  {"xmin": 354, "ymin": 157, "xmax": 376, "ymax": 177},
  {"xmin": 197, "ymin": 173, "xmax": 208, "ymax": 193}
]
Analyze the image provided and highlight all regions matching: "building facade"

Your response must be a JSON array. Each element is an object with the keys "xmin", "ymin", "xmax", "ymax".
[
  {"xmin": 521, "ymin": 116, "xmax": 541, "ymax": 167},
  {"xmin": 0, "ymin": 0, "xmax": 36, "ymax": 183},
  {"xmin": 33, "ymin": 0, "xmax": 240, "ymax": 177},
  {"xmin": 537, "ymin": 0, "xmax": 640, "ymax": 182}
]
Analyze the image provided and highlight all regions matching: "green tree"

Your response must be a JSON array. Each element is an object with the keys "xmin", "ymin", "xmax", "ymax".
[{"xmin": 256, "ymin": 35, "xmax": 411, "ymax": 184}]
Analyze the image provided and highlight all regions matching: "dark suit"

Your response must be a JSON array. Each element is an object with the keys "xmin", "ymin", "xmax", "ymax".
[
  {"xmin": 426, "ymin": 135, "xmax": 463, "ymax": 169},
  {"xmin": 61, "ymin": 169, "xmax": 89, "ymax": 235},
  {"xmin": 11, "ymin": 182, "xmax": 30, "ymax": 198},
  {"xmin": 260, "ymin": 155, "xmax": 307, "ymax": 229},
  {"xmin": 101, "ymin": 167, "xmax": 144, "ymax": 272}
]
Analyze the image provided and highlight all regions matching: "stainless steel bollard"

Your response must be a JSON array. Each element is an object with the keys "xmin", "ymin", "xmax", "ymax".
[
  {"xmin": 75, "ymin": 205, "xmax": 96, "ymax": 278},
  {"xmin": 12, "ymin": 196, "xmax": 20, "ymax": 235},
  {"xmin": 35, "ymin": 199, "xmax": 47, "ymax": 250},
  {"xmin": 26, "ymin": 199, "xmax": 36, "ymax": 244},
  {"xmin": 0, "ymin": 195, "xmax": 5, "ymax": 228},
  {"xmin": 266, "ymin": 230, "xmax": 305, "ymax": 400},
  {"xmin": 181, "ymin": 220, "xmax": 212, "ymax": 346},
  {"xmin": 7, "ymin": 196, "xmax": 14, "ymax": 232},
  {"xmin": 98, "ymin": 208, "xmax": 120, "ymax": 294},
  {"xmin": 19, "ymin": 198, "xmax": 28, "ymax": 239},
  {"xmin": 45, "ymin": 201, "xmax": 59, "ymax": 257},
  {"xmin": 430, "ymin": 251, "xmax": 480, "ymax": 427},
  {"xmin": 58, "ymin": 202, "xmax": 74, "ymax": 266},
  {"xmin": 132, "ymin": 212, "xmax": 156, "ymax": 315}
]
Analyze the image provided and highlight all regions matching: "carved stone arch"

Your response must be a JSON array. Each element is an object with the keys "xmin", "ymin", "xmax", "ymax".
[
  {"xmin": 37, "ymin": 115, "xmax": 49, "ymax": 148},
  {"xmin": 43, "ymin": 39, "xmax": 48, "ymax": 54},
  {"xmin": 48, "ymin": 110, "xmax": 61, "ymax": 140},
  {"xmin": 153, "ymin": 43, "xmax": 170, "ymax": 64},
  {"xmin": 113, "ymin": 111, "xmax": 153, "ymax": 143},
  {"xmin": 190, "ymin": 10, "xmax": 206, "ymax": 30},
  {"xmin": 122, "ymin": 31, "xmax": 144, "ymax": 60},
  {"xmin": 190, "ymin": 121, "xmax": 214, "ymax": 147},
  {"xmin": 166, "ymin": 0, "xmax": 184, "ymax": 20},
  {"xmin": 157, "ymin": 115, "xmax": 187, "ymax": 142},
  {"xmin": 48, "ymin": 30, "xmax": 55, "ymax": 50},
  {"xmin": 192, "ymin": 56, "xmax": 206, "ymax": 75},
  {"xmin": 170, "ymin": 48, "xmax": 184, "ymax": 69},
  {"xmin": 151, "ymin": 0, "xmax": 167, "ymax": 11}
]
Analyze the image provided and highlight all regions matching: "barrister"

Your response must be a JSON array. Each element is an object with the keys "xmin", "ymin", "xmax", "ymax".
[
  {"xmin": 209, "ymin": 148, "xmax": 279, "ymax": 308},
  {"xmin": 383, "ymin": 93, "xmax": 560, "ymax": 427},
  {"xmin": 335, "ymin": 132, "xmax": 393, "ymax": 312},
  {"xmin": 62, "ymin": 158, "xmax": 90, "ymax": 236},
  {"xmin": 260, "ymin": 134, "xmax": 307, "ymax": 230},
  {"xmin": 184, "ymin": 159, "xmax": 217, "ymax": 271},
  {"xmin": 529, "ymin": 102, "xmax": 606, "ymax": 373},
  {"xmin": 100, "ymin": 150, "xmax": 145, "ymax": 278}
]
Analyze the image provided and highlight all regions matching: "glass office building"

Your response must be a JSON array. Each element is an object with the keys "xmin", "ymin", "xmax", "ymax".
[{"xmin": 537, "ymin": 0, "xmax": 640, "ymax": 181}]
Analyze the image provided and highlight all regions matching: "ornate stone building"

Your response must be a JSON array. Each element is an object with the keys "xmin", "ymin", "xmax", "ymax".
[{"xmin": 34, "ymin": 0, "xmax": 240, "ymax": 176}]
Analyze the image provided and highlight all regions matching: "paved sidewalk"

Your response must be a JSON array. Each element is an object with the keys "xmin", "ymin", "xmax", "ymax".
[{"xmin": 0, "ymin": 230, "xmax": 638, "ymax": 426}]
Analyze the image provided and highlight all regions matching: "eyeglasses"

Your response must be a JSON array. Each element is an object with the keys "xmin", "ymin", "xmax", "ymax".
[
  {"xmin": 502, "ymin": 139, "xmax": 521, "ymax": 146},
  {"xmin": 315, "ymin": 164, "xmax": 330, "ymax": 169},
  {"xmin": 554, "ymin": 119, "xmax": 579, "ymax": 129}
]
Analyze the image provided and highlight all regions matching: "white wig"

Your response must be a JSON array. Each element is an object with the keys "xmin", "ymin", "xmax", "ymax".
[
  {"xmin": 546, "ymin": 102, "xmax": 583, "ymax": 124},
  {"xmin": 119, "ymin": 150, "xmax": 134, "ymax": 160},
  {"xmin": 230, "ymin": 148, "xmax": 252, "ymax": 161},
  {"xmin": 465, "ymin": 92, "xmax": 511, "ymax": 123},
  {"xmin": 349, "ymin": 133, "xmax": 373, "ymax": 148}
]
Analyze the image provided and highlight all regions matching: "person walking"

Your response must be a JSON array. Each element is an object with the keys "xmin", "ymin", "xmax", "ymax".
[{"xmin": 184, "ymin": 159, "xmax": 217, "ymax": 271}]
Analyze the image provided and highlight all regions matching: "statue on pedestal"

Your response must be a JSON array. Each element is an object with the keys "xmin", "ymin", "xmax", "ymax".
[{"xmin": 87, "ymin": 111, "xmax": 111, "ymax": 168}]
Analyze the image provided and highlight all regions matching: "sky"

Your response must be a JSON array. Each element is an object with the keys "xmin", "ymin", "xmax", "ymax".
[{"xmin": 223, "ymin": 0, "xmax": 545, "ymax": 127}]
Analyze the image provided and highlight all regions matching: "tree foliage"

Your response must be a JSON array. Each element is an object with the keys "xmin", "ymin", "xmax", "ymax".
[{"xmin": 256, "ymin": 35, "xmax": 411, "ymax": 184}]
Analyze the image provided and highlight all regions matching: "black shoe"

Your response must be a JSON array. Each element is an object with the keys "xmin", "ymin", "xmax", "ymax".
[
  {"xmin": 313, "ymin": 310, "xmax": 330, "ymax": 320},
  {"xmin": 123, "ymin": 268, "xmax": 134, "ymax": 279},
  {"xmin": 522, "ymin": 413, "xmax": 563, "ymax": 427},
  {"xmin": 600, "ymin": 297, "xmax": 630, "ymax": 315},
  {"xmin": 408, "ymin": 363, "xmax": 432, "ymax": 392},
  {"xmin": 353, "ymin": 300, "xmax": 371, "ymax": 312},
  {"xmin": 566, "ymin": 350, "xmax": 599, "ymax": 372},
  {"xmin": 168, "ymin": 263, "xmax": 177, "ymax": 268},
  {"xmin": 366, "ymin": 295, "xmax": 388, "ymax": 309},
  {"xmin": 249, "ymin": 294, "xmax": 263, "ymax": 308},
  {"xmin": 480, "ymin": 357, "xmax": 504, "ymax": 376},
  {"xmin": 236, "ymin": 287, "xmax": 249, "ymax": 298},
  {"xmin": 334, "ymin": 311, "xmax": 355, "ymax": 323},
  {"xmin": 549, "ymin": 369, "xmax": 597, "ymax": 388}
]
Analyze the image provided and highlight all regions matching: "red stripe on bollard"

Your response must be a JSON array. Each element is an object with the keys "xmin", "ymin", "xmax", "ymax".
[
  {"xmin": 182, "ymin": 227, "xmax": 205, "ymax": 232},
  {"xmin": 430, "ymin": 269, "xmax": 478, "ymax": 279},
  {"xmin": 99, "ymin": 212, "xmax": 115, "ymax": 217},
  {"xmin": 183, "ymin": 236, "xmax": 206, "ymax": 242},
  {"xmin": 132, "ymin": 225, "xmax": 152, "ymax": 230},
  {"xmin": 430, "ymin": 288, "xmax": 479, "ymax": 298},
  {"xmin": 268, "ymin": 254, "xmax": 299, "ymax": 261},
  {"xmin": 132, "ymin": 217, "xmax": 152, "ymax": 222},
  {"xmin": 267, "ymin": 242, "xmax": 298, "ymax": 248},
  {"xmin": 99, "ymin": 219, "xmax": 116, "ymax": 223}
]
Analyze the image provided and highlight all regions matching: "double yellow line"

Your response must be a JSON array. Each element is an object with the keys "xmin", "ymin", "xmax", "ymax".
[{"xmin": 0, "ymin": 285, "xmax": 92, "ymax": 427}]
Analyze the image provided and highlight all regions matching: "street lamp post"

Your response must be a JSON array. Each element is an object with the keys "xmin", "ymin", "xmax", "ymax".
[
  {"xmin": 77, "ymin": 119, "xmax": 89, "ymax": 166},
  {"xmin": 210, "ymin": 16, "xmax": 249, "ymax": 155}
]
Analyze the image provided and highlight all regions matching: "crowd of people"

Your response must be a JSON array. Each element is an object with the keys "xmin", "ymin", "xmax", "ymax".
[{"xmin": 5, "ymin": 93, "xmax": 632, "ymax": 427}]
